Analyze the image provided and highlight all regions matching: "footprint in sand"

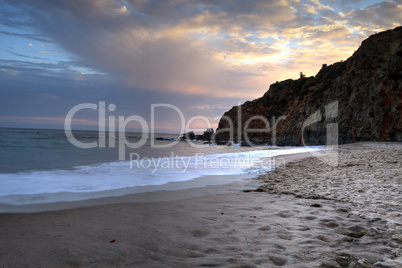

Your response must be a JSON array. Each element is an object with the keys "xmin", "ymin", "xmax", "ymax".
[
  {"xmin": 191, "ymin": 228, "xmax": 210, "ymax": 238},
  {"xmin": 278, "ymin": 211, "xmax": 294, "ymax": 218},
  {"xmin": 268, "ymin": 254, "xmax": 288, "ymax": 266},
  {"xmin": 258, "ymin": 225, "xmax": 271, "ymax": 231}
]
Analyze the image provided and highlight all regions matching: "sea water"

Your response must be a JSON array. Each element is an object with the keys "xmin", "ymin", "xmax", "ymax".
[{"xmin": 0, "ymin": 127, "xmax": 319, "ymax": 205}]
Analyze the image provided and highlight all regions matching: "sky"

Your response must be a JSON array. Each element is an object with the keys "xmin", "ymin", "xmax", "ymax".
[{"xmin": 0, "ymin": 0, "xmax": 401, "ymax": 133}]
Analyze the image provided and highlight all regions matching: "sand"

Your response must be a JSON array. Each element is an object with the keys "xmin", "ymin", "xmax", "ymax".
[{"xmin": 0, "ymin": 143, "xmax": 401, "ymax": 267}]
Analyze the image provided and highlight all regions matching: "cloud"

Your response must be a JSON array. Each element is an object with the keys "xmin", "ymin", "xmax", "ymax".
[
  {"xmin": 7, "ymin": 50, "xmax": 49, "ymax": 60},
  {"xmin": 304, "ymin": 4, "xmax": 318, "ymax": 14},
  {"xmin": 32, "ymin": 50, "xmax": 58, "ymax": 54},
  {"xmin": 0, "ymin": 115, "xmax": 99, "ymax": 126},
  {"xmin": 307, "ymin": 0, "xmax": 335, "ymax": 11},
  {"xmin": 0, "ymin": 0, "xmax": 401, "ymax": 131},
  {"xmin": 0, "ymin": 30, "xmax": 52, "ymax": 43},
  {"xmin": 0, "ymin": 68, "xmax": 18, "ymax": 75},
  {"xmin": 0, "ymin": 58, "xmax": 243, "ymax": 131},
  {"xmin": 346, "ymin": 1, "xmax": 402, "ymax": 30}
]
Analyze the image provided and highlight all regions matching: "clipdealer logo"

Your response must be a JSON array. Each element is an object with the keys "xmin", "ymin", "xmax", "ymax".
[{"xmin": 64, "ymin": 101, "xmax": 339, "ymax": 166}]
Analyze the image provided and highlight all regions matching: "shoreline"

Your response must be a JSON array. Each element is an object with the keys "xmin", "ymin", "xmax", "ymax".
[
  {"xmin": 0, "ymin": 143, "xmax": 401, "ymax": 267},
  {"xmin": 0, "ymin": 151, "xmax": 312, "ymax": 213}
]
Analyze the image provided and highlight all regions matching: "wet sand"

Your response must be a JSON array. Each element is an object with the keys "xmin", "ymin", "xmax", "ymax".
[{"xmin": 0, "ymin": 143, "xmax": 401, "ymax": 267}]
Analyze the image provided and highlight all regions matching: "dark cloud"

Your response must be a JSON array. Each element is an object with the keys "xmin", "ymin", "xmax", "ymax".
[
  {"xmin": 6, "ymin": 50, "xmax": 49, "ymax": 60},
  {"xmin": 0, "ymin": 30, "xmax": 52, "ymax": 43}
]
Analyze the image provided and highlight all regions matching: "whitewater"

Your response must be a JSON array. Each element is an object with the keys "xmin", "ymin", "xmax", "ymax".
[{"xmin": 0, "ymin": 127, "xmax": 321, "ymax": 205}]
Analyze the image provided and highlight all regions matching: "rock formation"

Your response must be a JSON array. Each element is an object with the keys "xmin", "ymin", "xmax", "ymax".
[
  {"xmin": 195, "ymin": 128, "xmax": 214, "ymax": 141},
  {"xmin": 216, "ymin": 26, "xmax": 402, "ymax": 146},
  {"xmin": 179, "ymin": 131, "xmax": 195, "ymax": 140},
  {"xmin": 180, "ymin": 128, "xmax": 215, "ymax": 142}
]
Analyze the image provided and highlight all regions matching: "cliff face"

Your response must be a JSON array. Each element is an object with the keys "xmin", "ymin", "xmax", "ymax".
[{"xmin": 216, "ymin": 27, "xmax": 402, "ymax": 146}]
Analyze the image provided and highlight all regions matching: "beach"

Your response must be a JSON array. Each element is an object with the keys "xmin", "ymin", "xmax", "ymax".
[{"xmin": 0, "ymin": 143, "xmax": 401, "ymax": 267}]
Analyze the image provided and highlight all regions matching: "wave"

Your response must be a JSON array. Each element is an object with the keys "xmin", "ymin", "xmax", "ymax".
[{"xmin": 0, "ymin": 147, "xmax": 322, "ymax": 204}]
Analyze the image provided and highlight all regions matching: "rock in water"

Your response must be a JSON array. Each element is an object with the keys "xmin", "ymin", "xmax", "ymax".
[
  {"xmin": 180, "ymin": 131, "xmax": 195, "ymax": 140},
  {"xmin": 195, "ymin": 128, "xmax": 215, "ymax": 141}
]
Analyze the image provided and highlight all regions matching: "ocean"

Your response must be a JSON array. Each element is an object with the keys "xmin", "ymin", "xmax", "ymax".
[{"xmin": 0, "ymin": 127, "xmax": 317, "ymax": 205}]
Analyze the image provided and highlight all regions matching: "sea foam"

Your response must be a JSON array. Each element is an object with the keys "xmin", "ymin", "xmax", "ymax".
[{"xmin": 0, "ymin": 147, "xmax": 321, "ymax": 204}]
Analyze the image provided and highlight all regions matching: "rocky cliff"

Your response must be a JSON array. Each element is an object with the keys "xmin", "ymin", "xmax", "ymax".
[{"xmin": 215, "ymin": 26, "xmax": 402, "ymax": 146}]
